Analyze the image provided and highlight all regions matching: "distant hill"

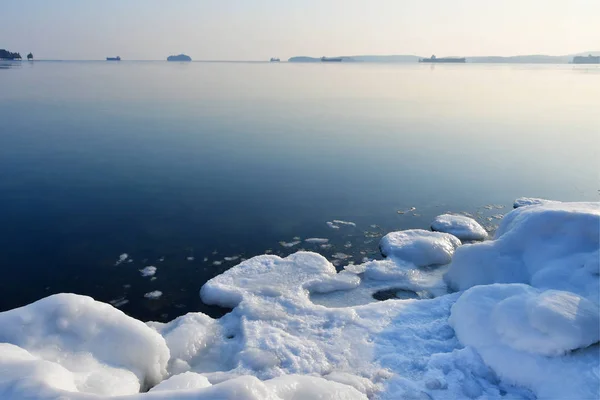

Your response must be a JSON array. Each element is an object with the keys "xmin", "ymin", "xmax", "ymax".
[
  {"xmin": 0, "ymin": 49, "xmax": 21, "ymax": 60},
  {"xmin": 289, "ymin": 52, "xmax": 600, "ymax": 64}
]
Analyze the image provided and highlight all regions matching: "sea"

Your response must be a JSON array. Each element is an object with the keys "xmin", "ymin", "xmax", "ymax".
[{"xmin": 0, "ymin": 60, "xmax": 598, "ymax": 321}]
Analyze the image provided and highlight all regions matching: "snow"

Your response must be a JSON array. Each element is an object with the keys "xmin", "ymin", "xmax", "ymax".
[
  {"xmin": 1, "ymin": 198, "xmax": 598, "ymax": 400},
  {"xmin": 0, "ymin": 294, "xmax": 169, "ymax": 396},
  {"xmin": 279, "ymin": 240, "xmax": 301, "ymax": 248},
  {"xmin": 379, "ymin": 229, "xmax": 461, "ymax": 267},
  {"xmin": 513, "ymin": 197, "xmax": 557, "ymax": 208},
  {"xmin": 115, "ymin": 253, "xmax": 128, "ymax": 265},
  {"xmin": 449, "ymin": 284, "xmax": 600, "ymax": 399},
  {"xmin": 444, "ymin": 200, "xmax": 600, "ymax": 301},
  {"xmin": 140, "ymin": 266, "xmax": 157, "ymax": 277},
  {"xmin": 431, "ymin": 214, "xmax": 488, "ymax": 241},
  {"xmin": 145, "ymin": 290, "xmax": 163, "ymax": 300}
]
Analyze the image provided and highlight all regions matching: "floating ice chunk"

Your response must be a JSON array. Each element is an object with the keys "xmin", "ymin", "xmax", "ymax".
[
  {"xmin": 0, "ymin": 294, "xmax": 169, "ymax": 395},
  {"xmin": 187, "ymin": 256, "xmax": 195, "ymax": 261},
  {"xmin": 445, "ymin": 201, "xmax": 600, "ymax": 301},
  {"xmin": 326, "ymin": 221, "xmax": 340, "ymax": 229},
  {"xmin": 344, "ymin": 241, "xmax": 352, "ymax": 248},
  {"xmin": 109, "ymin": 297, "xmax": 129, "ymax": 308},
  {"xmin": 140, "ymin": 266, "xmax": 157, "ymax": 277},
  {"xmin": 379, "ymin": 229, "xmax": 461, "ymax": 267},
  {"xmin": 224, "ymin": 256, "xmax": 240, "ymax": 261},
  {"xmin": 149, "ymin": 371, "xmax": 211, "ymax": 392},
  {"xmin": 203, "ymin": 257, "xmax": 208, "ymax": 262},
  {"xmin": 305, "ymin": 238, "xmax": 329, "ymax": 244},
  {"xmin": 320, "ymin": 244, "xmax": 333, "ymax": 249},
  {"xmin": 213, "ymin": 261, "xmax": 223, "ymax": 266},
  {"xmin": 431, "ymin": 214, "xmax": 488, "ymax": 241},
  {"xmin": 331, "ymin": 252, "xmax": 351, "ymax": 260},
  {"xmin": 144, "ymin": 291, "xmax": 163, "ymax": 300},
  {"xmin": 449, "ymin": 284, "xmax": 600, "ymax": 399},
  {"xmin": 513, "ymin": 197, "xmax": 557, "ymax": 208},
  {"xmin": 333, "ymin": 220, "xmax": 357, "ymax": 227},
  {"xmin": 115, "ymin": 253, "xmax": 128, "ymax": 266},
  {"xmin": 279, "ymin": 240, "xmax": 301, "ymax": 248}
]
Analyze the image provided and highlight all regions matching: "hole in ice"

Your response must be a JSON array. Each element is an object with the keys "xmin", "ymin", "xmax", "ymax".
[{"xmin": 372, "ymin": 288, "xmax": 421, "ymax": 301}]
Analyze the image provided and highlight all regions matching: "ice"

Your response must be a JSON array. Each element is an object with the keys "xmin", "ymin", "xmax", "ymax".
[
  {"xmin": 379, "ymin": 229, "xmax": 461, "ymax": 267},
  {"xmin": 144, "ymin": 290, "xmax": 163, "ymax": 300},
  {"xmin": 3, "ymin": 198, "xmax": 599, "ymax": 399},
  {"xmin": 224, "ymin": 256, "xmax": 240, "ymax": 261},
  {"xmin": 109, "ymin": 297, "xmax": 129, "ymax": 307},
  {"xmin": 445, "ymin": 200, "xmax": 600, "ymax": 301},
  {"xmin": 513, "ymin": 197, "xmax": 557, "ymax": 208},
  {"xmin": 213, "ymin": 260, "xmax": 223, "ymax": 266},
  {"xmin": 115, "ymin": 253, "xmax": 128, "ymax": 265},
  {"xmin": 0, "ymin": 294, "xmax": 169, "ymax": 396},
  {"xmin": 333, "ymin": 220, "xmax": 357, "ymax": 227},
  {"xmin": 326, "ymin": 221, "xmax": 340, "ymax": 229},
  {"xmin": 149, "ymin": 371, "xmax": 211, "ymax": 391},
  {"xmin": 449, "ymin": 284, "xmax": 600, "ymax": 399},
  {"xmin": 305, "ymin": 238, "xmax": 329, "ymax": 244},
  {"xmin": 140, "ymin": 266, "xmax": 157, "ymax": 277},
  {"xmin": 431, "ymin": 214, "xmax": 488, "ymax": 241},
  {"xmin": 332, "ymin": 252, "xmax": 351, "ymax": 260},
  {"xmin": 279, "ymin": 240, "xmax": 301, "ymax": 248}
]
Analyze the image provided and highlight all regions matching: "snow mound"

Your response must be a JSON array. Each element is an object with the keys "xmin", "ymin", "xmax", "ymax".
[
  {"xmin": 379, "ymin": 229, "xmax": 461, "ymax": 267},
  {"xmin": 445, "ymin": 201, "xmax": 600, "ymax": 301},
  {"xmin": 513, "ymin": 197, "xmax": 557, "ymax": 208},
  {"xmin": 200, "ymin": 252, "xmax": 340, "ymax": 307},
  {"xmin": 450, "ymin": 284, "xmax": 600, "ymax": 399},
  {"xmin": 0, "ymin": 293, "xmax": 169, "ymax": 396},
  {"xmin": 431, "ymin": 214, "xmax": 488, "ymax": 241},
  {"xmin": 149, "ymin": 371, "xmax": 211, "ymax": 392}
]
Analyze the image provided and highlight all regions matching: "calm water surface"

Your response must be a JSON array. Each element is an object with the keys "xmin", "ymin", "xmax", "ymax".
[{"xmin": 1, "ymin": 61, "xmax": 598, "ymax": 320}]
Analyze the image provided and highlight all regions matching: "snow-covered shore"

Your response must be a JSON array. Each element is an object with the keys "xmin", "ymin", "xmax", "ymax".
[{"xmin": 1, "ymin": 199, "xmax": 598, "ymax": 399}]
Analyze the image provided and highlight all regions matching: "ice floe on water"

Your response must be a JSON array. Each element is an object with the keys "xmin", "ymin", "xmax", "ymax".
[
  {"xmin": 0, "ymin": 199, "xmax": 598, "ymax": 399},
  {"xmin": 431, "ymin": 214, "xmax": 488, "ymax": 241},
  {"xmin": 144, "ymin": 290, "xmax": 163, "ymax": 300},
  {"xmin": 279, "ymin": 240, "xmax": 301, "ymax": 248},
  {"xmin": 326, "ymin": 221, "xmax": 340, "ymax": 229},
  {"xmin": 115, "ymin": 253, "xmax": 128, "ymax": 265},
  {"xmin": 140, "ymin": 266, "xmax": 157, "ymax": 277},
  {"xmin": 305, "ymin": 237, "xmax": 329, "ymax": 244}
]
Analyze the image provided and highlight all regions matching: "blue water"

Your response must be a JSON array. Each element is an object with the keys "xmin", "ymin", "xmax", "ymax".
[{"xmin": 1, "ymin": 61, "xmax": 598, "ymax": 320}]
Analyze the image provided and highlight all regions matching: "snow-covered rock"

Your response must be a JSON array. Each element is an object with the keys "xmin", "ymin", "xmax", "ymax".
[
  {"xmin": 445, "ymin": 201, "xmax": 600, "ymax": 301},
  {"xmin": 379, "ymin": 229, "xmax": 461, "ymax": 267},
  {"xmin": 450, "ymin": 284, "xmax": 600, "ymax": 399},
  {"xmin": 0, "ymin": 294, "xmax": 170, "ymax": 396},
  {"xmin": 431, "ymin": 214, "xmax": 488, "ymax": 241}
]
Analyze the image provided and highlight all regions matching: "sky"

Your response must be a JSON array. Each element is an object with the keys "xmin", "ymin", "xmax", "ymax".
[{"xmin": 2, "ymin": 0, "xmax": 599, "ymax": 60}]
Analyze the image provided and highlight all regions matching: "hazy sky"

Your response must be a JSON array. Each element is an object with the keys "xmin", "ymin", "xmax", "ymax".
[{"xmin": 2, "ymin": 0, "xmax": 599, "ymax": 60}]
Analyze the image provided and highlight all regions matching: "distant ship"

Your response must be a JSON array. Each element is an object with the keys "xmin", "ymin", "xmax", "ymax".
[
  {"xmin": 572, "ymin": 54, "xmax": 600, "ymax": 64},
  {"xmin": 106, "ymin": 56, "xmax": 121, "ymax": 61},
  {"xmin": 321, "ymin": 57, "xmax": 343, "ymax": 62},
  {"xmin": 419, "ymin": 55, "xmax": 466, "ymax": 63},
  {"xmin": 270, "ymin": 58, "xmax": 280, "ymax": 62}
]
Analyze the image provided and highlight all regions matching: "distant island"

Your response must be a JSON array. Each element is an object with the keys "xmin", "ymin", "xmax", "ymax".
[
  {"xmin": 288, "ymin": 51, "xmax": 600, "ymax": 64},
  {"xmin": 0, "ymin": 49, "xmax": 22, "ymax": 60},
  {"xmin": 167, "ymin": 54, "xmax": 192, "ymax": 62},
  {"xmin": 288, "ymin": 56, "xmax": 353, "ymax": 63}
]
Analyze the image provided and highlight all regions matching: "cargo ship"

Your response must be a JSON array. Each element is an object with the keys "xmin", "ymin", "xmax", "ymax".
[
  {"xmin": 270, "ymin": 58, "xmax": 280, "ymax": 62},
  {"xmin": 572, "ymin": 55, "xmax": 600, "ymax": 64},
  {"xmin": 419, "ymin": 55, "xmax": 465, "ymax": 63},
  {"xmin": 106, "ymin": 56, "xmax": 121, "ymax": 61},
  {"xmin": 321, "ymin": 57, "xmax": 343, "ymax": 62}
]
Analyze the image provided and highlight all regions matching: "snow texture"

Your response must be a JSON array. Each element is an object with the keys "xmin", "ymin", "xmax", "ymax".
[
  {"xmin": 431, "ymin": 214, "xmax": 488, "ymax": 241},
  {"xmin": 445, "ymin": 200, "xmax": 600, "ymax": 301},
  {"xmin": 1, "ymin": 199, "xmax": 598, "ymax": 400},
  {"xmin": 379, "ymin": 229, "xmax": 461, "ymax": 267}
]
